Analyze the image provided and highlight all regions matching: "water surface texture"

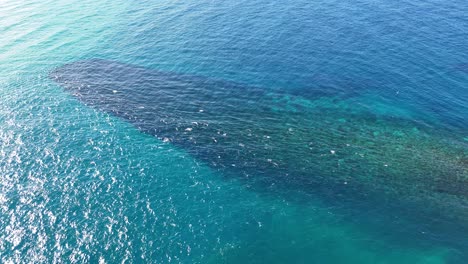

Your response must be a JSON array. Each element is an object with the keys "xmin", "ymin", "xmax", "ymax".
[{"xmin": 1, "ymin": 0, "xmax": 468, "ymax": 263}]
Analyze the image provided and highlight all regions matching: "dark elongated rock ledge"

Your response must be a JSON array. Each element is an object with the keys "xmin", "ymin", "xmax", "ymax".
[{"xmin": 51, "ymin": 59, "xmax": 468, "ymax": 250}]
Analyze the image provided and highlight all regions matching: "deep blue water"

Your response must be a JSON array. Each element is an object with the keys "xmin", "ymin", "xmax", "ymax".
[{"xmin": 0, "ymin": 0, "xmax": 467, "ymax": 263}]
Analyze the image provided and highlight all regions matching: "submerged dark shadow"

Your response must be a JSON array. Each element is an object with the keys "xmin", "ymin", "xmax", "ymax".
[
  {"xmin": 50, "ymin": 59, "xmax": 468, "ymax": 257},
  {"xmin": 454, "ymin": 63, "xmax": 468, "ymax": 74}
]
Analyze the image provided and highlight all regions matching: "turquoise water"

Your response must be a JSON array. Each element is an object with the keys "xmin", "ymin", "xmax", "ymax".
[{"xmin": 1, "ymin": 0, "xmax": 467, "ymax": 263}]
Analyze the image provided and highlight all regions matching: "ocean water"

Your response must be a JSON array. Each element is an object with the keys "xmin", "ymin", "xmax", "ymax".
[{"xmin": 0, "ymin": 0, "xmax": 467, "ymax": 263}]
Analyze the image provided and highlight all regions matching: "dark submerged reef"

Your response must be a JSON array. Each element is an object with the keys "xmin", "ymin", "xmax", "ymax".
[{"xmin": 51, "ymin": 59, "xmax": 468, "ymax": 255}]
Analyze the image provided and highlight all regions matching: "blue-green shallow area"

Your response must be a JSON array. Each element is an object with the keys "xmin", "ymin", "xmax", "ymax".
[{"xmin": 1, "ymin": 0, "xmax": 467, "ymax": 263}]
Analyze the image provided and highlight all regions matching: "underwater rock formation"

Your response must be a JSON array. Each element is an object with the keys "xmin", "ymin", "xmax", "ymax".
[{"xmin": 51, "ymin": 59, "xmax": 468, "ymax": 245}]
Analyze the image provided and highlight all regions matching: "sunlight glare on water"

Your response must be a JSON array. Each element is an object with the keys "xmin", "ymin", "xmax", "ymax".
[{"xmin": 0, "ymin": 0, "xmax": 467, "ymax": 263}]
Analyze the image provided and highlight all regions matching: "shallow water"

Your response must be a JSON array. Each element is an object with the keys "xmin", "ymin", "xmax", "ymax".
[{"xmin": 1, "ymin": 0, "xmax": 467, "ymax": 263}]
